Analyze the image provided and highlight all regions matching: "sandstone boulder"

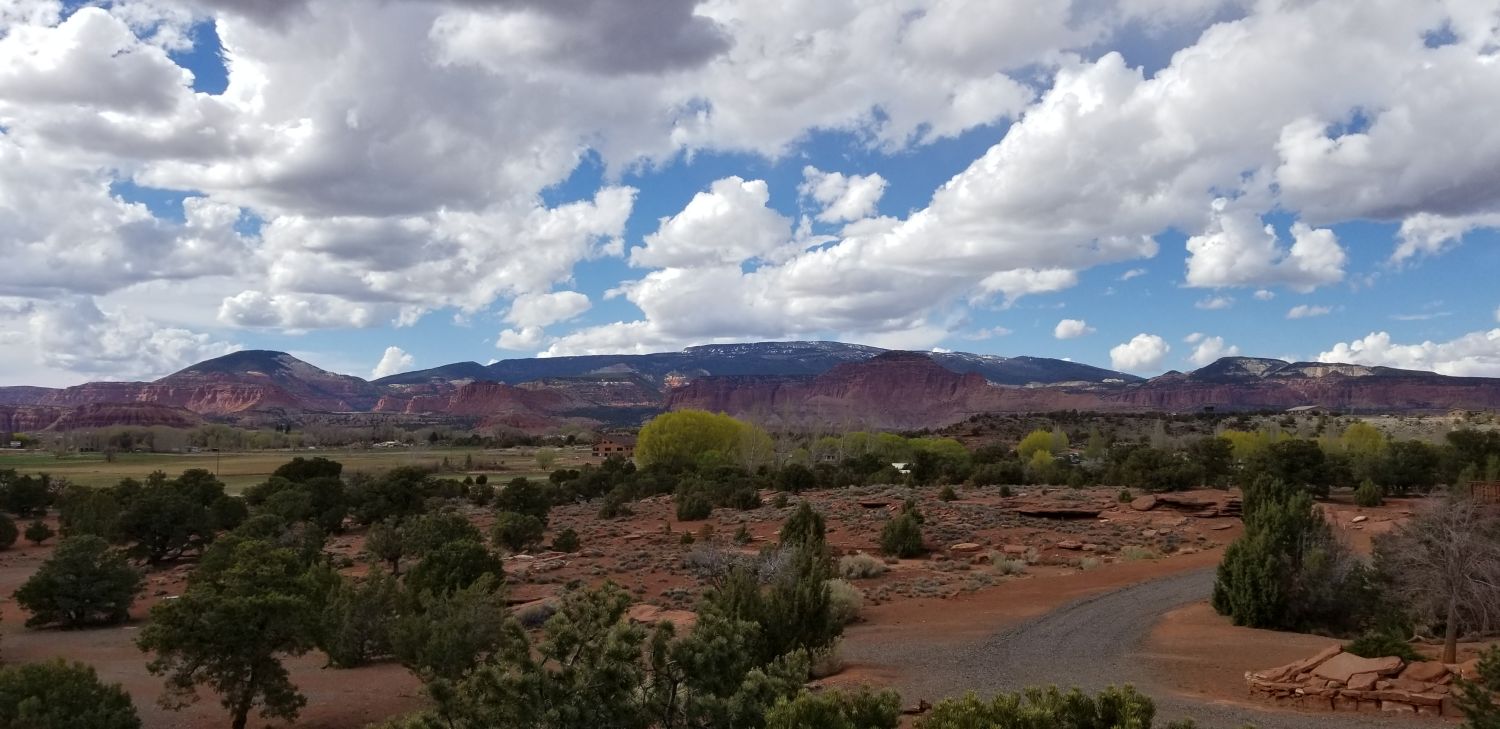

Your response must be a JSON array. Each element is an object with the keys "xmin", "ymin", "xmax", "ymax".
[
  {"xmin": 1314, "ymin": 654, "xmax": 1404, "ymax": 683},
  {"xmin": 1347, "ymin": 673, "xmax": 1378, "ymax": 691},
  {"xmin": 1400, "ymin": 661, "xmax": 1449, "ymax": 683},
  {"xmin": 949, "ymin": 543, "xmax": 983, "ymax": 555},
  {"xmin": 1130, "ymin": 495, "xmax": 1158, "ymax": 511}
]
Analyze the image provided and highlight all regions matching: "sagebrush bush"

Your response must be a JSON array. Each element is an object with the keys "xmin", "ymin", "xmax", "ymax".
[
  {"xmin": 990, "ymin": 555, "xmax": 1026, "ymax": 576},
  {"xmin": 826, "ymin": 579, "xmax": 863, "ymax": 625},
  {"xmin": 937, "ymin": 485, "xmax": 958, "ymax": 502},
  {"xmin": 838, "ymin": 553, "xmax": 888, "ymax": 579},
  {"xmin": 1120, "ymin": 545, "xmax": 1158, "ymax": 562}
]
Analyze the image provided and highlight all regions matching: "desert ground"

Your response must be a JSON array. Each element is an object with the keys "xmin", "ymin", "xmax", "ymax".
[{"xmin": 0, "ymin": 453, "xmax": 1457, "ymax": 729}]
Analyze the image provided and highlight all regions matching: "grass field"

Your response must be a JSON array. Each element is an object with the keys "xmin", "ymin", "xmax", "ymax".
[{"xmin": 0, "ymin": 446, "xmax": 597, "ymax": 492}]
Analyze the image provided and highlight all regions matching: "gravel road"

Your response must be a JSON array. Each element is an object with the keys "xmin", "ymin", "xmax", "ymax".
[{"xmin": 848, "ymin": 568, "xmax": 1424, "ymax": 728}]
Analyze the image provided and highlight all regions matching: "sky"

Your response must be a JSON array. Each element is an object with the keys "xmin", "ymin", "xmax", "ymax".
[{"xmin": 3, "ymin": 0, "xmax": 1500, "ymax": 386}]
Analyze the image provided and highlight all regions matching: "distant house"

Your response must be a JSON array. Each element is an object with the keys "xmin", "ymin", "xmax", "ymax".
[
  {"xmin": 593, "ymin": 434, "xmax": 637, "ymax": 459},
  {"xmin": 891, "ymin": 462, "xmax": 911, "ymax": 475}
]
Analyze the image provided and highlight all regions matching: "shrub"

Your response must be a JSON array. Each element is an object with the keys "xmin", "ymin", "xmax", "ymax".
[
  {"xmin": 1121, "ymin": 545, "xmax": 1158, "ymax": 561},
  {"xmin": 733, "ymin": 524, "xmax": 753, "ymax": 545},
  {"xmin": 1212, "ymin": 479, "xmax": 1373, "ymax": 633},
  {"xmin": 998, "ymin": 485, "xmax": 1013, "ymax": 498},
  {"xmin": 390, "ymin": 575, "xmax": 508, "ymax": 680},
  {"xmin": 1454, "ymin": 646, "xmax": 1500, "ymax": 726},
  {"xmin": 1344, "ymin": 631, "xmax": 1422, "ymax": 662},
  {"xmin": 514, "ymin": 599, "xmax": 557, "ymax": 629},
  {"xmin": 494, "ymin": 478, "xmax": 552, "ymax": 524},
  {"xmin": 1354, "ymin": 479, "xmax": 1384, "ymax": 507},
  {"xmin": 403, "ymin": 511, "xmax": 483, "ymax": 557},
  {"xmin": 0, "ymin": 471, "xmax": 52, "ymax": 517},
  {"xmin": 1077, "ymin": 557, "xmax": 1100, "ymax": 571},
  {"xmin": 780, "ymin": 502, "xmax": 826, "ymax": 550},
  {"xmin": 937, "ymin": 485, "xmax": 958, "ymax": 502},
  {"xmin": 675, "ymin": 491, "xmax": 713, "ymax": 521},
  {"xmin": 467, "ymin": 482, "xmax": 495, "ymax": 506},
  {"xmin": 991, "ymin": 555, "xmax": 1026, "ymax": 576},
  {"xmin": 14, "ymin": 535, "xmax": 142, "ymax": 628},
  {"xmin": 879, "ymin": 512, "xmax": 924, "ymax": 558},
  {"xmin": 320, "ymin": 570, "xmax": 403, "ymax": 668},
  {"xmin": 25, "ymin": 519, "xmax": 53, "ymax": 545},
  {"xmin": 772, "ymin": 492, "xmax": 790, "ymax": 509},
  {"xmin": 680, "ymin": 532, "xmax": 696, "ymax": 546},
  {"xmin": 551, "ymin": 527, "xmax": 580, "ymax": 553},
  {"xmin": 919, "ymin": 686, "xmax": 1185, "ymax": 729},
  {"xmin": 723, "ymin": 486, "xmax": 763, "ymax": 510},
  {"xmin": 406, "ymin": 541, "xmax": 504, "ymax": 596},
  {"xmin": 1118, "ymin": 488, "xmax": 1133, "ymax": 503},
  {"xmin": 0, "ymin": 659, "xmax": 141, "ymax": 729},
  {"xmin": 826, "ymin": 579, "xmax": 863, "ymax": 625},
  {"xmin": 838, "ymin": 553, "xmax": 888, "ymax": 579},
  {"xmin": 765, "ymin": 686, "xmax": 901, "ymax": 729},
  {"xmin": 492, "ymin": 512, "xmax": 545, "ymax": 554},
  {"xmin": 0, "ymin": 513, "xmax": 19, "ymax": 549}
]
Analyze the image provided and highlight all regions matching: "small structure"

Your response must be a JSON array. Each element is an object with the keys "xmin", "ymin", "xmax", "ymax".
[
  {"xmin": 1468, "ymin": 481, "xmax": 1500, "ymax": 505},
  {"xmin": 593, "ymin": 434, "xmax": 637, "ymax": 459},
  {"xmin": 890, "ymin": 462, "xmax": 911, "ymax": 475}
]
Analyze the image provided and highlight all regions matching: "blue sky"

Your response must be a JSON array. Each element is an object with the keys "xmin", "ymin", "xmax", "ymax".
[{"xmin": 2, "ymin": 0, "xmax": 1499, "ymax": 385}]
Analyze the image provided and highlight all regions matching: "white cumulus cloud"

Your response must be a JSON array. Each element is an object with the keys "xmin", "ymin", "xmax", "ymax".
[
  {"xmin": 1054, "ymin": 318, "xmax": 1095, "ymax": 339},
  {"xmin": 1319, "ymin": 330, "xmax": 1500, "ymax": 377},
  {"xmin": 370, "ymin": 346, "xmax": 414, "ymax": 379},
  {"xmin": 1188, "ymin": 335, "xmax": 1240, "ymax": 366},
  {"xmin": 1110, "ymin": 333, "xmax": 1170, "ymax": 373}
]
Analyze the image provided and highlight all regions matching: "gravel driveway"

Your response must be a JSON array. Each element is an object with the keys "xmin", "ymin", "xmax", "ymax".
[{"xmin": 847, "ymin": 568, "xmax": 1425, "ymax": 728}]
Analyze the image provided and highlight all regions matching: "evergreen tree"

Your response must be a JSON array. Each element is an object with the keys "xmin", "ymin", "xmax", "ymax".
[{"xmin": 15, "ymin": 536, "xmax": 142, "ymax": 628}]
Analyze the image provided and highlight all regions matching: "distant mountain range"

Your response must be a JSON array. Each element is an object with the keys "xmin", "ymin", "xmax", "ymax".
[{"xmin": 2, "ymin": 342, "xmax": 1497, "ymax": 434}]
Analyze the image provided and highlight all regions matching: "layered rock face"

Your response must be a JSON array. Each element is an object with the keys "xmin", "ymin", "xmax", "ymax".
[
  {"xmin": 668, "ymin": 354, "xmax": 1500, "ymax": 429},
  {"xmin": 667, "ymin": 352, "xmax": 1000, "ymax": 429},
  {"xmin": 9, "ymin": 346, "xmax": 1500, "ymax": 433}
]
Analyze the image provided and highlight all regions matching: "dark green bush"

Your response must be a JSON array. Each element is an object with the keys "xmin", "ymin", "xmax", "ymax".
[
  {"xmin": 0, "ymin": 659, "xmax": 141, "ymax": 729},
  {"xmin": 675, "ymin": 491, "xmax": 713, "ymax": 521},
  {"xmin": 14, "ymin": 536, "xmax": 142, "ymax": 628},
  {"xmin": 1212, "ymin": 479, "xmax": 1374, "ymax": 633},
  {"xmin": 918, "ymin": 685, "xmax": 1192, "ymax": 729},
  {"xmin": 492, "ymin": 512, "xmax": 545, "ymax": 554},
  {"xmin": 879, "ymin": 512, "xmax": 924, "ymax": 558},
  {"xmin": 938, "ymin": 485, "xmax": 958, "ymax": 502},
  {"xmin": 551, "ymin": 527, "xmax": 580, "ymax": 553},
  {"xmin": 1344, "ymin": 631, "xmax": 1421, "ymax": 662},
  {"xmin": 1354, "ymin": 479, "xmax": 1384, "ymax": 507}
]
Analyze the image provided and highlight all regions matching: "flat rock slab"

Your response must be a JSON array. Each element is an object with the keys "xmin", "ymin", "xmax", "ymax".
[
  {"xmin": 1400, "ymin": 662, "xmax": 1450, "ymax": 683},
  {"xmin": 1130, "ymin": 495, "xmax": 1158, "ymax": 511},
  {"xmin": 1015, "ymin": 506, "xmax": 1103, "ymax": 519},
  {"xmin": 1314, "ymin": 654, "xmax": 1404, "ymax": 683},
  {"xmin": 628, "ymin": 604, "xmax": 698, "ymax": 630}
]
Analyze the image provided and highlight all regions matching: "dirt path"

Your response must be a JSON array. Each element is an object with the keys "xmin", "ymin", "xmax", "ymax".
[{"xmin": 848, "ymin": 568, "xmax": 1427, "ymax": 728}]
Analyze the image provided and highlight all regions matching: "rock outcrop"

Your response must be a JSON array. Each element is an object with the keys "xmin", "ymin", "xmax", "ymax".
[{"xmin": 1246, "ymin": 646, "xmax": 1480, "ymax": 717}]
